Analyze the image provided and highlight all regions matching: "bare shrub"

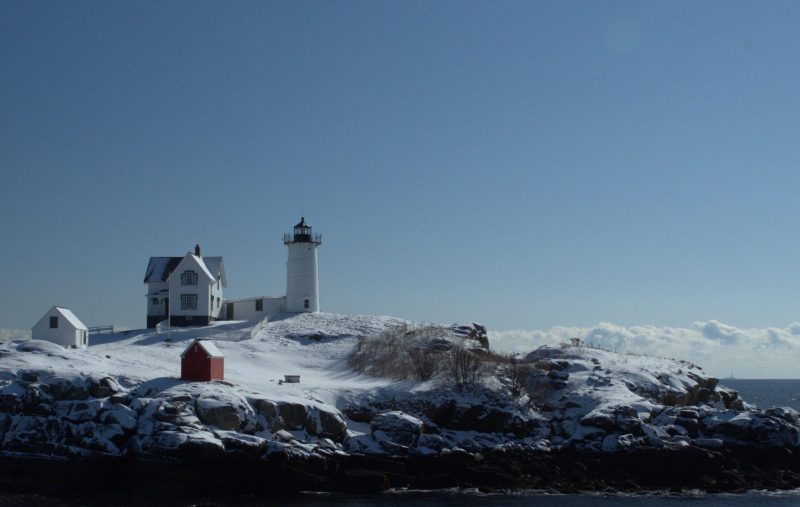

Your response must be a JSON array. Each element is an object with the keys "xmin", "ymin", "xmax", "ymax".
[
  {"xmin": 502, "ymin": 354, "xmax": 527, "ymax": 396},
  {"xmin": 445, "ymin": 341, "xmax": 484, "ymax": 388},
  {"xmin": 522, "ymin": 370, "xmax": 553, "ymax": 408},
  {"xmin": 348, "ymin": 324, "xmax": 452, "ymax": 380},
  {"xmin": 408, "ymin": 346, "xmax": 441, "ymax": 380},
  {"xmin": 495, "ymin": 355, "xmax": 554, "ymax": 407}
]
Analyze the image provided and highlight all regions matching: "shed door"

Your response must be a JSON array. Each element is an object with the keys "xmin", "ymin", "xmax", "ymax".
[{"xmin": 226, "ymin": 302, "xmax": 234, "ymax": 319}]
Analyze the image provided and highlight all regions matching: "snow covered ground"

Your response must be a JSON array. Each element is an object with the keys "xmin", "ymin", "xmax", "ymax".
[{"xmin": 2, "ymin": 313, "xmax": 407, "ymax": 407}]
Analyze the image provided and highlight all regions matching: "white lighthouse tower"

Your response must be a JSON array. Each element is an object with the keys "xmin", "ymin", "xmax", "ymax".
[{"xmin": 283, "ymin": 217, "xmax": 322, "ymax": 313}]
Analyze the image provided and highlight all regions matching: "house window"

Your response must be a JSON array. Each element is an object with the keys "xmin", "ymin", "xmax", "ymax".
[
  {"xmin": 256, "ymin": 299, "xmax": 263, "ymax": 312},
  {"xmin": 304, "ymin": 298, "xmax": 309, "ymax": 309},
  {"xmin": 181, "ymin": 270, "xmax": 198, "ymax": 286},
  {"xmin": 181, "ymin": 294, "xmax": 198, "ymax": 310},
  {"xmin": 151, "ymin": 297, "xmax": 159, "ymax": 305},
  {"xmin": 50, "ymin": 316, "xmax": 58, "ymax": 328},
  {"xmin": 217, "ymin": 297, "xmax": 220, "ymax": 308}
]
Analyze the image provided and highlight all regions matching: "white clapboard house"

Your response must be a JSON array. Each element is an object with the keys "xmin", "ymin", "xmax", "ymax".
[
  {"xmin": 144, "ymin": 245, "xmax": 226, "ymax": 328},
  {"xmin": 32, "ymin": 306, "xmax": 89, "ymax": 349}
]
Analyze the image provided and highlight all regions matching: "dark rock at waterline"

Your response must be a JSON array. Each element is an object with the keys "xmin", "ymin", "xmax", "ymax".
[{"xmin": 0, "ymin": 446, "xmax": 799, "ymax": 502}]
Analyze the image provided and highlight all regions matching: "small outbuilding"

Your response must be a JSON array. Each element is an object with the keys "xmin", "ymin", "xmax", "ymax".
[
  {"xmin": 32, "ymin": 306, "xmax": 89, "ymax": 349},
  {"xmin": 180, "ymin": 339, "xmax": 224, "ymax": 381}
]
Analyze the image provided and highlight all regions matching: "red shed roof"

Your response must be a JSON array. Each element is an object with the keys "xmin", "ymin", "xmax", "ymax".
[{"xmin": 181, "ymin": 339, "xmax": 223, "ymax": 358}]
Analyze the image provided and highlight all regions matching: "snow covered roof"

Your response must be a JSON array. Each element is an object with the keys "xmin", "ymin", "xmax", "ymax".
[
  {"xmin": 53, "ymin": 307, "xmax": 88, "ymax": 331},
  {"xmin": 181, "ymin": 340, "xmax": 224, "ymax": 358},
  {"xmin": 203, "ymin": 257, "xmax": 226, "ymax": 287},
  {"xmin": 183, "ymin": 254, "xmax": 215, "ymax": 282},
  {"xmin": 144, "ymin": 255, "xmax": 225, "ymax": 286}
]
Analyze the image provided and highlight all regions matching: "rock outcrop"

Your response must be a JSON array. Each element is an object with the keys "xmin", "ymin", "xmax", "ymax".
[{"xmin": 0, "ymin": 371, "xmax": 349, "ymax": 462}]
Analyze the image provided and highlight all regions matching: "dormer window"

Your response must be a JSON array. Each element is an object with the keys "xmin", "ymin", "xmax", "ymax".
[{"xmin": 181, "ymin": 270, "xmax": 198, "ymax": 286}]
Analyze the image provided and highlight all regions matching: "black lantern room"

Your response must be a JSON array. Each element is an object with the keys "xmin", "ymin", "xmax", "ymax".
[{"xmin": 284, "ymin": 217, "xmax": 322, "ymax": 244}]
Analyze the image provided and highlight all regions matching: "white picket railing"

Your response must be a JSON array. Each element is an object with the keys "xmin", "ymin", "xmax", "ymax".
[
  {"xmin": 155, "ymin": 316, "xmax": 269, "ymax": 342},
  {"xmin": 249, "ymin": 317, "xmax": 269, "ymax": 339}
]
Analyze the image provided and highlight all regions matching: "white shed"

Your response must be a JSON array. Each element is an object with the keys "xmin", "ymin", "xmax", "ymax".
[{"xmin": 31, "ymin": 306, "xmax": 89, "ymax": 349}]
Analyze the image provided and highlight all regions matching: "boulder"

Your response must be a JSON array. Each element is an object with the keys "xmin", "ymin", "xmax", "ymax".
[
  {"xmin": 766, "ymin": 407, "xmax": 800, "ymax": 425},
  {"xmin": 136, "ymin": 429, "xmax": 226, "ymax": 460},
  {"xmin": 89, "ymin": 376, "xmax": 122, "ymax": 398},
  {"xmin": 371, "ymin": 411, "xmax": 423, "ymax": 446},
  {"xmin": 104, "ymin": 403, "xmax": 137, "ymax": 431},
  {"xmin": 215, "ymin": 430, "xmax": 267, "ymax": 456},
  {"xmin": 40, "ymin": 375, "xmax": 90, "ymax": 401},
  {"xmin": 451, "ymin": 323, "xmax": 489, "ymax": 349},
  {"xmin": 195, "ymin": 396, "xmax": 244, "ymax": 430},
  {"xmin": 314, "ymin": 407, "xmax": 347, "ymax": 442},
  {"xmin": 16, "ymin": 341, "xmax": 69, "ymax": 357},
  {"xmin": 694, "ymin": 438, "xmax": 723, "ymax": 449},
  {"xmin": 277, "ymin": 402, "xmax": 309, "ymax": 430}
]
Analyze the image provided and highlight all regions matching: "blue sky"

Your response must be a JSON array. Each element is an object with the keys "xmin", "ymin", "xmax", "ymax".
[{"xmin": 3, "ymin": 1, "xmax": 800, "ymax": 342}]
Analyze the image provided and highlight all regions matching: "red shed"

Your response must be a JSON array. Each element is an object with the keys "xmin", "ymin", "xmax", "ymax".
[{"xmin": 181, "ymin": 339, "xmax": 224, "ymax": 381}]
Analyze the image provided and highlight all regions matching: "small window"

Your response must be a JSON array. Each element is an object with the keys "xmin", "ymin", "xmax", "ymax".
[
  {"xmin": 304, "ymin": 298, "xmax": 309, "ymax": 309},
  {"xmin": 181, "ymin": 294, "xmax": 198, "ymax": 310},
  {"xmin": 181, "ymin": 271, "xmax": 198, "ymax": 286},
  {"xmin": 256, "ymin": 299, "xmax": 263, "ymax": 312},
  {"xmin": 151, "ymin": 297, "xmax": 159, "ymax": 305},
  {"xmin": 50, "ymin": 316, "xmax": 58, "ymax": 328}
]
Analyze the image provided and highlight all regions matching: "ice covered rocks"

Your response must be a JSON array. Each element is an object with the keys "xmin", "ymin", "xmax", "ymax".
[
  {"xmin": 88, "ymin": 375, "xmax": 122, "ymax": 398},
  {"xmin": 451, "ymin": 323, "xmax": 489, "ymax": 348},
  {"xmin": 249, "ymin": 398, "xmax": 347, "ymax": 442},
  {"xmin": 370, "ymin": 411, "xmax": 423, "ymax": 446},
  {"xmin": 195, "ymin": 393, "xmax": 254, "ymax": 431}
]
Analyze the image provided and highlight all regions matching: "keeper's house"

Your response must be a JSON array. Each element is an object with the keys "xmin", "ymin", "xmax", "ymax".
[{"xmin": 144, "ymin": 245, "xmax": 226, "ymax": 328}]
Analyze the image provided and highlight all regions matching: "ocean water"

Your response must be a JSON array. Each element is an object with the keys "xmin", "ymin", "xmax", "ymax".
[
  {"xmin": 719, "ymin": 379, "xmax": 800, "ymax": 411},
  {"xmin": 247, "ymin": 489, "xmax": 800, "ymax": 507}
]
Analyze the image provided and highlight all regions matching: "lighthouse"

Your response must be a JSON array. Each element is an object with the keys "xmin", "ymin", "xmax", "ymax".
[{"xmin": 283, "ymin": 217, "xmax": 322, "ymax": 313}]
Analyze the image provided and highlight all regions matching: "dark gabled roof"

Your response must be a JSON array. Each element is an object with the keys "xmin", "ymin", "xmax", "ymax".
[
  {"xmin": 143, "ymin": 257, "xmax": 182, "ymax": 283},
  {"xmin": 144, "ymin": 255, "xmax": 225, "ymax": 284}
]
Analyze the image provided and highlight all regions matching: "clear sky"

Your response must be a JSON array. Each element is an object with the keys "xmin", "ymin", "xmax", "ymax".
[{"xmin": 2, "ymin": 1, "xmax": 800, "ymax": 376}]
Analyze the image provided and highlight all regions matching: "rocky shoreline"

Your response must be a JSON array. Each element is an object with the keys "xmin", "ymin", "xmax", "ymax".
[
  {"xmin": 1, "ymin": 445, "xmax": 799, "ymax": 503},
  {"xmin": 2, "ymin": 318, "xmax": 800, "ymax": 504}
]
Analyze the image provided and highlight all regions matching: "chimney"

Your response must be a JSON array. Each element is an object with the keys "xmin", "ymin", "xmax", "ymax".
[{"xmin": 194, "ymin": 244, "xmax": 201, "ymax": 257}]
